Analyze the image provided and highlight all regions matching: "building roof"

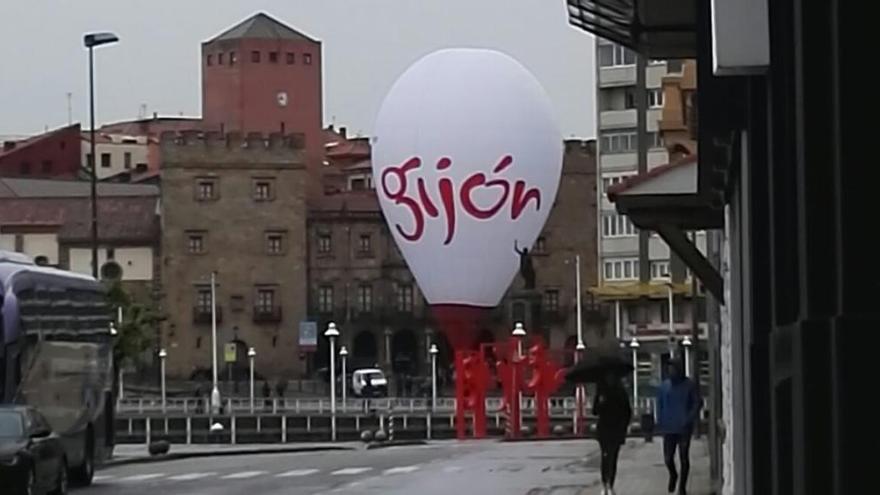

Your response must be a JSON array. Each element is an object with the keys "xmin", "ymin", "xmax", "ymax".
[
  {"xmin": 0, "ymin": 124, "xmax": 80, "ymax": 160},
  {"xmin": 0, "ymin": 177, "xmax": 159, "ymax": 199},
  {"xmin": 100, "ymin": 116, "xmax": 203, "ymax": 136},
  {"xmin": 208, "ymin": 12, "xmax": 318, "ymax": 43},
  {"xmin": 606, "ymin": 154, "xmax": 698, "ymax": 201},
  {"xmin": 0, "ymin": 196, "xmax": 159, "ymax": 243}
]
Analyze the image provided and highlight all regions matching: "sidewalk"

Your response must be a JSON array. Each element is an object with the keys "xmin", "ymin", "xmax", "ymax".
[{"xmin": 533, "ymin": 438, "xmax": 711, "ymax": 495}]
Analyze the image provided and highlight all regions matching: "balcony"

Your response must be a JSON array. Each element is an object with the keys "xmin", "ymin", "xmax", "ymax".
[
  {"xmin": 253, "ymin": 306, "xmax": 283, "ymax": 323},
  {"xmin": 192, "ymin": 306, "xmax": 222, "ymax": 325}
]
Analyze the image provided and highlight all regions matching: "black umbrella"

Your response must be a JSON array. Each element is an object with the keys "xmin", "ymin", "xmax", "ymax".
[{"xmin": 565, "ymin": 342, "xmax": 633, "ymax": 383}]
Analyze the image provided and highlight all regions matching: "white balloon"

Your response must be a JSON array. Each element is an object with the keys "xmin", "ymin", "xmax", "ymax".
[{"xmin": 373, "ymin": 48, "xmax": 563, "ymax": 308}]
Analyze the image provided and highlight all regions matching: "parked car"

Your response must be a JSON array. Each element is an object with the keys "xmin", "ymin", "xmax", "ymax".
[
  {"xmin": 0, "ymin": 405, "xmax": 68, "ymax": 495},
  {"xmin": 352, "ymin": 369, "xmax": 388, "ymax": 397}
]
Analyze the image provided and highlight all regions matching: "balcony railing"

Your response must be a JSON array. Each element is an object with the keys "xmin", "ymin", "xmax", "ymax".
[
  {"xmin": 193, "ymin": 306, "xmax": 222, "ymax": 325},
  {"xmin": 253, "ymin": 306, "xmax": 283, "ymax": 323}
]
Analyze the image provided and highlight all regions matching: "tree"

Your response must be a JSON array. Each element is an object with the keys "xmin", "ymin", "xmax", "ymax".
[{"xmin": 106, "ymin": 282, "xmax": 159, "ymax": 365}]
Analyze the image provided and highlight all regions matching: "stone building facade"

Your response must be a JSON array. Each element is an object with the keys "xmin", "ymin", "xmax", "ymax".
[{"xmin": 158, "ymin": 131, "xmax": 309, "ymax": 380}]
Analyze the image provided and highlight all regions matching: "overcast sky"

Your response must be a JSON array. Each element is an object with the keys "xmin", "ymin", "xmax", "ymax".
[{"xmin": 0, "ymin": 0, "xmax": 595, "ymax": 138}]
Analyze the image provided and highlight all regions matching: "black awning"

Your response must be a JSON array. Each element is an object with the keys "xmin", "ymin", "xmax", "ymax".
[{"xmin": 566, "ymin": 0, "xmax": 697, "ymax": 58}]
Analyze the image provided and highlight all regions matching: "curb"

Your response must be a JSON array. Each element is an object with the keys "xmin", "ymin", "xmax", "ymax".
[
  {"xmin": 103, "ymin": 445, "xmax": 355, "ymax": 467},
  {"xmin": 364, "ymin": 440, "xmax": 428, "ymax": 450}
]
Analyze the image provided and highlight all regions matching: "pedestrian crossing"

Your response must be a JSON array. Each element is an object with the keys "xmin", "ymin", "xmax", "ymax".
[{"xmin": 95, "ymin": 464, "xmax": 439, "ymax": 484}]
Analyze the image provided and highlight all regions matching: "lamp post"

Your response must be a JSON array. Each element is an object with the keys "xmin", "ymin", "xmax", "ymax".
[
  {"xmin": 429, "ymin": 344, "xmax": 439, "ymax": 412},
  {"xmin": 339, "ymin": 346, "xmax": 348, "ymax": 412},
  {"xmin": 665, "ymin": 281, "xmax": 675, "ymax": 357},
  {"xmin": 83, "ymin": 32, "xmax": 119, "ymax": 279},
  {"xmin": 248, "ymin": 347, "xmax": 256, "ymax": 413},
  {"xmin": 682, "ymin": 335, "xmax": 693, "ymax": 377},
  {"xmin": 512, "ymin": 322, "xmax": 526, "ymax": 431},
  {"xmin": 325, "ymin": 322, "xmax": 340, "ymax": 441},
  {"xmin": 210, "ymin": 271, "xmax": 221, "ymax": 415},
  {"xmin": 575, "ymin": 341, "xmax": 586, "ymax": 435},
  {"xmin": 158, "ymin": 348, "xmax": 167, "ymax": 413},
  {"xmin": 629, "ymin": 338, "xmax": 640, "ymax": 407}
]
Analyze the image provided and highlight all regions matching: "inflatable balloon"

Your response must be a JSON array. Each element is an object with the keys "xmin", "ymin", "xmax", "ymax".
[{"xmin": 373, "ymin": 48, "xmax": 563, "ymax": 349}]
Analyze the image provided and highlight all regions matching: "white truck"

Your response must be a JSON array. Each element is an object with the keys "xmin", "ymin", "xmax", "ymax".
[{"xmin": 351, "ymin": 369, "xmax": 388, "ymax": 398}]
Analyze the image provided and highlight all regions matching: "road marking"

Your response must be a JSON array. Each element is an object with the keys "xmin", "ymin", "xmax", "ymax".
[
  {"xmin": 331, "ymin": 467, "xmax": 372, "ymax": 475},
  {"xmin": 168, "ymin": 472, "xmax": 217, "ymax": 481},
  {"xmin": 383, "ymin": 465, "xmax": 421, "ymax": 475},
  {"xmin": 118, "ymin": 473, "xmax": 166, "ymax": 482},
  {"xmin": 93, "ymin": 475, "xmax": 115, "ymax": 482},
  {"xmin": 443, "ymin": 466, "xmax": 464, "ymax": 473},
  {"xmin": 222, "ymin": 470, "xmax": 267, "ymax": 479},
  {"xmin": 276, "ymin": 468, "xmax": 320, "ymax": 477}
]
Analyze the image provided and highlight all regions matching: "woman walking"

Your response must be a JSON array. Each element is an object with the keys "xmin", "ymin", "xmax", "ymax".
[{"xmin": 594, "ymin": 371, "xmax": 632, "ymax": 495}]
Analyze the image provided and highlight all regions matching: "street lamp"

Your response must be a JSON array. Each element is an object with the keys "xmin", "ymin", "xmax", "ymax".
[
  {"xmin": 325, "ymin": 322, "xmax": 340, "ymax": 441},
  {"xmin": 158, "ymin": 348, "xmax": 167, "ymax": 413},
  {"xmin": 339, "ymin": 346, "xmax": 348, "ymax": 412},
  {"xmin": 83, "ymin": 32, "xmax": 118, "ymax": 279},
  {"xmin": 248, "ymin": 347, "xmax": 256, "ymax": 413},
  {"xmin": 209, "ymin": 272, "xmax": 221, "ymax": 415},
  {"xmin": 512, "ymin": 322, "xmax": 526, "ymax": 356},
  {"xmin": 665, "ymin": 281, "xmax": 675, "ymax": 357},
  {"xmin": 429, "ymin": 344, "xmax": 439, "ymax": 412},
  {"xmin": 682, "ymin": 335, "xmax": 693, "ymax": 377},
  {"xmin": 512, "ymin": 322, "xmax": 526, "ymax": 432},
  {"xmin": 629, "ymin": 338, "xmax": 640, "ymax": 407}
]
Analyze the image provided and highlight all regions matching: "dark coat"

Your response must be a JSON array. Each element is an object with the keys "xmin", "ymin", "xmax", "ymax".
[{"xmin": 594, "ymin": 383, "xmax": 632, "ymax": 445}]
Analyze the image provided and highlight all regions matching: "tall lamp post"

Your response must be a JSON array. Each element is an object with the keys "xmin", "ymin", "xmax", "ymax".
[
  {"xmin": 158, "ymin": 348, "xmax": 167, "ymax": 413},
  {"xmin": 339, "ymin": 346, "xmax": 348, "ymax": 412},
  {"xmin": 248, "ymin": 347, "xmax": 256, "ymax": 413},
  {"xmin": 665, "ymin": 281, "xmax": 675, "ymax": 357},
  {"xmin": 325, "ymin": 322, "xmax": 340, "ymax": 441},
  {"xmin": 429, "ymin": 344, "xmax": 439, "ymax": 412},
  {"xmin": 210, "ymin": 272, "xmax": 221, "ymax": 415},
  {"xmin": 682, "ymin": 335, "xmax": 693, "ymax": 377},
  {"xmin": 512, "ymin": 322, "xmax": 526, "ymax": 431},
  {"xmin": 629, "ymin": 338, "xmax": 640, "ymax": 407},
  {"xmin": 83, "ymin": 32, "xmax": 119, "ymax": 279}
]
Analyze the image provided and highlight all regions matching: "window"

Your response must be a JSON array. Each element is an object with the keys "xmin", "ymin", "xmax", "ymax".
[
  {"xmin": 624, "ymin": 87, "xmax": 636, "ymax": 109},
  {"xmin": 602, "ymin": 213, "xmax": 637, "ymax": 237},
  {"xmin": 41, "ymin": 161, "xmax": 52, "ymax": 173},
  {"xmin": 600, "ymin": 129, "xmax": 637, "ymax": 153},
  {"xmin": 317, "ymin": 233, "xmax": 332, "ymax": 254},
  {"xmin": 602, "ymin": 174, "xmax": 634, "ymax": 195},
  {"xmin": 358, "ymin": 233, "xmax": 372, "ymax": 254},
  {"xmin": 535, "ymin": 236, "xmax": 547, "ymax": 253},
  {"xmin": 207, "ymin": 54, "xmax": 213, "ymax": 66},
  {"xmin": 318, "ymin": 285, "xmax": 334, "ymax": 313},
  {"xmin": 603, "ymin": 258, "xmax": 639, "ymax": 281},
  {"xmin": 357, "ymin": 284, "xmax": 373, "ymax": 313},
  {"xmin": 254, "ymin": 180, "xmax": 273, "ymax": 201},
  {"xmin": 229, "ymin": 52, "xmax": 237, "ymax": 66},
  {"xmin": 124, "ymin": 152, "xmax": 132, "ymax": 169},
  {"xmin": 19, "ymin": 162, "xmax": 31, "ymax": 175},
  {"xmin": 218, "ymin": 53, "xmax": 224, "ymax": 65},
  {"xmin": 667, "ymin": 59, "xmax": 684, "ymax": 73},
  {"xmin": 544, "ymin": 289, "xmax": 560, "ymax": 312},
  {"xmin": 251, "ymin": 51, "xmax": 261, "ymax": 63},
  {"xmin": 350, "ymin": 177, "xmax": 366, "ymax": 191},
  {"xmin": 286, "ymin": 52, "xmax": 295, "ymax": 64},
  {"xmin": 303, "ymin": 53, "xmax": 312, "ymax": 65},
  {"xmin": 269, "ymin": 52, "xmax": 278, "ymax": 63},
  {"xmin": 660, "ymin": 302, "xmax": 670, "ymax": 323},
  {"xmin": 647, "ymin": 131, "xmax": 664, "ymax": 148},
  {"xmin": 651, "ymin": 261, "xmax": 671, "ymax": 280},
  {"xmin": 86, "ymin": 153, "xmax": 94, "ymax": 169},
  {"xmin": 396, "ymin": 284, "xmax": 414, "ymax": 313},
  {"xmin": 626, "ymin": 303, "xmax": 641, "ymax": 325},
  {"xmin": 266, "ymin": 232, "xmax": 284, "ymax": 255},
  {"xmin": 196, "ymin": 178, "xmax": 217, "ymax": 201},
  {"xmin": 598, "ymin": 42, "xmax": 636, "ymax": 67},
  {"xmin": 256, "ymin": 288, "xmax": 275, "ymax": 312},
  {"xmin": 196, "ymin": 288, "xmax": 212, "ymax": 312},
  {"xmin": 187, "ymin": 233, "xmax": 205, "ymax": 254},
  {"xmin": 100, "ymin": 153, "xmax": 111, "ymax": 168},
  {"xmin": 649, "ymin": 89, "xmax": 664, "ymax": 108}
]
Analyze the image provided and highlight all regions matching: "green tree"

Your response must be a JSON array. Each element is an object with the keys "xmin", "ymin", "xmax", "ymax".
[{"xmin": 106, "ymin": 282, "xmax": 159, "ymax": 364}]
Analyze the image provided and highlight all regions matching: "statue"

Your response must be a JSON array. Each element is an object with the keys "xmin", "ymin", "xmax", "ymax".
[{"xmin": 514, "ymin": 240, "xmax": 536, "ymax": 290}]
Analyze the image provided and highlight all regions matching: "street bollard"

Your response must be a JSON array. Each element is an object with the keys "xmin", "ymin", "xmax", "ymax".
[
  {"xmin": 145, "ymin": 418, "xmax": 151, "ymax": 445},
  {"xmin": 281, "ymin": 415, "xmax": 287, "ymax": 443},
  {"xmin": 231, "ymin": 416, "xmax": 237, "ymax": 445},
  {"xmin": 186, "ymin": 417, "xmax": 192, "ymax": 444}
]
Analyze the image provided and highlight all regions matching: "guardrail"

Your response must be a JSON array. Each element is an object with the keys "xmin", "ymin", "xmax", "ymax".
[{"xmin": 117, "ymin": 396, "xmax": 659, "ymax": 416}]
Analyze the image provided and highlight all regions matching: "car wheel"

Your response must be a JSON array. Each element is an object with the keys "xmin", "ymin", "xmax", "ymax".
[
  {"xmin": 50, "ymin": 458, "xmax": 68, "ymax": 495},
  {"xmin": 70, "ymin": 441, "xmax": 94, "ymax": 487},
  {"xmin": 24, "ymin": 468, "xmax": 36, "ymax": 495}
]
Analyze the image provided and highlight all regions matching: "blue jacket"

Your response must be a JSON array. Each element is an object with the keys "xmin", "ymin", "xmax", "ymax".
[{"xmin": 656, "ymin": 377, "xmax": 702, "ymax": 434}]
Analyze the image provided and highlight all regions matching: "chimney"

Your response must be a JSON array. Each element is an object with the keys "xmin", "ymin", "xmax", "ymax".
[
  {"xmin": 339, "ymin": 126, "xmax": 347, "ymax": 139},
  {"xmin": 3, "ymin": 141, "xmax": 15, "ymax": 152},
  {"xmin": 152, "ymin": 112, "xmax": 158, "ymax": 120}
]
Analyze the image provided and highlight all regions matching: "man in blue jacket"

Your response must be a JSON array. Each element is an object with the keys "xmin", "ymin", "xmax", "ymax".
[{"xmin": 656, "ymin": 359, "xmax": 702, "ymax": 495}]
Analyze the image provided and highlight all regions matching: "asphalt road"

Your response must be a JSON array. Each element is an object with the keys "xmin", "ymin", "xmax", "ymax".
[{"xmin": 76, "ymin": 440, "xmax": 602, "ymax": 495}]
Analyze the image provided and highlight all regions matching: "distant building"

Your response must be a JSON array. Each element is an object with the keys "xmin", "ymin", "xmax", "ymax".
[
  {"xmin": 0, "ymin": 124, "xmax": 82, "ymax": 178},
  {"xmin": 80, "ymin": 132, "xmax": 154, "ymax": 180}
]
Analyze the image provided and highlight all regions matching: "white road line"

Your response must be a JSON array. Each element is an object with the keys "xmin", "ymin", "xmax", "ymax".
[
  {"xmin": 118, "ymin": 473, "xmax": 166, "ymax": 482},
  {"xmin": 331, "ymin": 467, "xmax": 372, "ymax": 475},
  {"xmin": 276, "ymin": 468, "xmax": 320, "ymax": 477},
  {"xmin": 383, "ymin": 465, "xmax": 421, "ymax": 475},
  {"xmin": 221, "ymin": 470, "xmax": 267, "ymax": 479},
  {"xmin": 93, "ymin": 475, "xmax": 115, "ymax": 482},
  {"xmin": 168, "ymin": 472, "xmax": 217, "ymax": 481}
]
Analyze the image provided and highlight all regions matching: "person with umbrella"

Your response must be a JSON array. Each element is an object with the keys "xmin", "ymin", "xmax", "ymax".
[
  {"xmin": 565, "ymin": 342, "xmax": 634, "ymax": 495},
  {"xmin": 656, "ymin": 359, "xmax": 702, "ymax": 495}
]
